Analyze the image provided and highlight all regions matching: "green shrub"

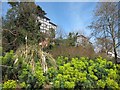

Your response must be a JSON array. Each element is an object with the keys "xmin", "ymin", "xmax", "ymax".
[
  {"xmin": 3, "ymin": 80, "xmax": 17, "ymax": 90},
  {"xmin": 0, "ymin": 50, "xmax": 17, "ymax": 81},
  {"xmin": 50, "ymin": 57, "xmax": 120, "ymax": 89},
  {"xmin": 34, "ymin": 62, "xmax": 45, "ymax": 88},
  {"xmin": 19, "ymin": 82, "xmax": 26, "ymax": 88},
  {"xmin": 1, "ymin": 49, "xmax": 46, "ymax": 89},
  {"xmin": 46, "ymin": 67, "xmax": 58, "ymax": 82},
  {"xmin": 2, "ymin": 49, "xmax": 120, "ymax": 89},
  {"xmin": 18, "ymin": 62, "xmax": 45, "ymax": 89}
]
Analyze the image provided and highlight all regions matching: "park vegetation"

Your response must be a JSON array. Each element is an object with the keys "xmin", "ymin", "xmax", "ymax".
[
  {"xmin": 0, "ymin": 50, "xmax": 120, "ymax": 89},
  {"xmin": 1, "ymin": 1, "xmax": 120, "ymax": 89}
]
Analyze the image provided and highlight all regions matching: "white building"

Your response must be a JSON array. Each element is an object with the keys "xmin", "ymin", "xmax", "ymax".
[
  {"xmin": 37, "ymin": 16, "xmax": 57, "ymax": 36},
  {"xmin": 75, "ymin": 35, "xmax": 92, "ymax": 47}
]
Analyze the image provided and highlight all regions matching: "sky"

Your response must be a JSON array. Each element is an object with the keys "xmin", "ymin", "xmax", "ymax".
[
  {"xmin": 35, "ymin": 2, "xmax": 97, "ymax": 37},
  {"xmin": 2, "ymin": 2, "xmax": 97, "ymax": 37}
]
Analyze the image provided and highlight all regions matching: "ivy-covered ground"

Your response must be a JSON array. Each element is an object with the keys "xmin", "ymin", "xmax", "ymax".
[{"xmin": 1, "ymin": 50, "xmax": 120, "ymax": 89}]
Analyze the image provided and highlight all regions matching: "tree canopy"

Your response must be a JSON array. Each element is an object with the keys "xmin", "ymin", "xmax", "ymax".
[
  {"xmin": 89, "ymin": 2, "xmax": 119, "ymax": 63},
  {"xmin": 2, "ymin": 1, "xmax": 46, "ymax": 52}
]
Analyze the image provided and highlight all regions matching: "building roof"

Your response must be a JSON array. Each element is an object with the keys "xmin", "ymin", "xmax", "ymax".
[
  {"xmin": 76, "ymin": 35, "xmax": 92, "ymax": 44},
  {"xmin": 77, "ymin": 35, "xmax": 87, "ymax": 39},
  {"xmin": 38, "ymin": 15, "xmax": 50, "ymax": 20},
  {"xmin": 49, "ymin": 22, "xmax": 57, "ymax": 27},
  {"xmin": 44, "ymin": 16, "xmax": 50, "ymax": 20}
]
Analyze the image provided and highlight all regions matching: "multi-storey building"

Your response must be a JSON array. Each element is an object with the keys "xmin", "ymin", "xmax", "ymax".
[
  {"xmin": 36, "ymin": 7, "xmax": 57, "ymax": 48},
  {"xmin": 37, "ymin": 15, "xmax": 57, "ymax": 37}
]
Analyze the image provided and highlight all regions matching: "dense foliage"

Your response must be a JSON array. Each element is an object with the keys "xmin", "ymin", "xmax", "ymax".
[
  {"xmin": 1, "ymin": 50, "xmax": 45, "ymax": 89},
  {"xmin": 48, "ymin": 56, "xmax": 120, "ymax": 89},
  {"xmin": 2, "ymin": 80, "xmax": 17, "ymax": 90},
  {"xmin": 2, "ymin": 1, "xmax": 120, "ymax": 90},
  {"xmin": 2, "ymin": 1, "xmax": 49, "ymax": 52},
  {"xmin": 1, "ymin": 50, "xmax": 120, "ymax": 89}
]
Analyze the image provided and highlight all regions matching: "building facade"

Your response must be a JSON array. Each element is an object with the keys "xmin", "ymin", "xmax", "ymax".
[
  {"xmin": 37, "ymin": 16, "xmax": 57, "ymax": 37},
  {"xmin": 75, "ymin": 35, "xmax": 92, "ymax": 47},
  {"xmin": 36, "ymin": 7, "xmax": 57, "ymax": 48}
]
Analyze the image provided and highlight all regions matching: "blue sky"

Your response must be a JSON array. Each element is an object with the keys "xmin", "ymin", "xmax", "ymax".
[
  {"xmin": 2, "ymin": 2, "xmax": 97, "ymax": 37},
  {"xmin": 36, "ymin": 2, "xmax": 97, "ymax": 37}
]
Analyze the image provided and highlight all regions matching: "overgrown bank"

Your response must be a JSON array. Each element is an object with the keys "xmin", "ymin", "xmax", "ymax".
[{"xmin": 1, "ymin": 48, "xmax": 120, "ymax": 89}]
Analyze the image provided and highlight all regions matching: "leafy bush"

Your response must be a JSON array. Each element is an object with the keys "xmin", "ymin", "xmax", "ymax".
[
  {"xmin": 18, "ymin": 61, "xmax": 45, "ymax": 89},
  {"xmin": 3, "ymin": 80, "xmax": 17, "ymax": 90},
  {"xmin": 51, "ymin": 56, "xmax": 120, "ymax": 89},
  {"xmin": 0, "ymin": 50, "xmax": 17, "ymax": 81},
  {"xmin": 46, "ymin": 67, "xmax": 58, "ymax": 83},
  {"xmin": 1, "ymin": 49, "xmax": 120, "ymax": 89},
  {"xmin": 1, "ymin": 48, "xmax": 46, "ymax": 89}
]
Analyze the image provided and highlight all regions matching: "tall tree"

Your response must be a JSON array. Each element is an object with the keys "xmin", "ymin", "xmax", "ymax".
[
  {"xmin": 68, "ymin": 32, "xmax": 77, "ymax": 46},
  {"xmin": 89, "ymin": 2, "xmax": 119, "ymax": 63},
  {"xmin": 2, "ymin": 1, "xmax": 46, "ymax": 52}
]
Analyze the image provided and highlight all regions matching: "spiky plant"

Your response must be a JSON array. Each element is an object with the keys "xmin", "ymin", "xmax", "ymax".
[{"xmin": 15, "ymin": 44, "xmax": 57, "ymax": 73}]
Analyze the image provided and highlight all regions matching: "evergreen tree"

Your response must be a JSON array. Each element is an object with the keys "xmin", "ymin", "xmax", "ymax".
[{"xmin": 2, "ymin": 1, "xmax": 46, "ymax": 52}]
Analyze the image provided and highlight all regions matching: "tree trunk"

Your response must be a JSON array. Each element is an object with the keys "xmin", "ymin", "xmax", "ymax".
[
  {"xmin": 111, "ymin": 25, "xmax": 117, "ymax": 63},
  {"xmin": 113, "ymin": 38, "xmax": 117, "ymax": 63},
  {"xmin": 109, "ymin": 22, "xmax": 117, "ymax": 63}
]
